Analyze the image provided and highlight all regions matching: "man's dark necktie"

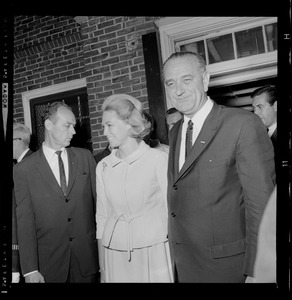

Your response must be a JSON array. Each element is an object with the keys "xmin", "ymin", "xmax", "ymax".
[
  {"xmin": 56, "ymin": 150, "xmax": 67, "ymax": 196},
  {"xmin": 185, "ymin": 119, "xmax": 193, "ymax": 158}
]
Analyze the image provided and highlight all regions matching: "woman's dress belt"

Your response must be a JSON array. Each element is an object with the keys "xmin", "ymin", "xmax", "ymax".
[{"xmin": 107, "ymin": 214, "xmax": 142, "ymax": 261}]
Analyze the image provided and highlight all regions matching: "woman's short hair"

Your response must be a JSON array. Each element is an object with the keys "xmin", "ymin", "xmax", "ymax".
[{"xmin": 102, "ymin": 94, "xmax": 151, "ymax": 140}]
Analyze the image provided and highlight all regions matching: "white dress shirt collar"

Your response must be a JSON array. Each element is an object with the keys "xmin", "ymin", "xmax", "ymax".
[
  {"xmin": 268, "ymin": 122, "xmax": 277, "ymax": 137},
  {"xmin": 183, "ymin": 97, "xmax": 214, "ymax": 130},
  {"xmin": 42, "ymin": 143, "xmax": 69, "ymax": 185},
  {"xmin": 179, "ymin": 97, "xmax": 213, "ymax": 170},
  {"xmin": 17, "ymin": 148, "xmax": 30, "ymax": 163}
]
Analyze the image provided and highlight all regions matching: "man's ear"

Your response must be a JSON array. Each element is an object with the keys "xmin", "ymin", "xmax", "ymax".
[
  {"xmin": 44, "ymin": 119, "xmax": 52, "ymax": 131},
  {"xmin": 273, "ymin": 101, "xmax": 277, "ymax": 112},
  {"xmin": 203, "ymin": 71, "xmax": 210, "ymax": 92}
]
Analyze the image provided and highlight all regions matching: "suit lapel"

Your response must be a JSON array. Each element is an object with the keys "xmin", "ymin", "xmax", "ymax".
[
  {"xmin": 35, "ymin": 147, "xmax": 64, "ymax": 197},
  {"xmin": 174, "ymin": 103, "xmax": 221, "ymax": 185},
  {"xmin": 66, "ymin": 147, "xmax": 77, "ymax": 196},
  {"xmin": 23, "ymin": 149, "xmax": 33, "ymax": 160},
  {"xmin": 169, "ymin": 119, "xmax": 183, "ymax": 183}
]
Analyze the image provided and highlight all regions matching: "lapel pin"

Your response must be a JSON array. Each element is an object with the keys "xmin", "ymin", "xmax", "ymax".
[{"xmin": 200, "ymin": 140, "xmax": 206, "ymax": 144}]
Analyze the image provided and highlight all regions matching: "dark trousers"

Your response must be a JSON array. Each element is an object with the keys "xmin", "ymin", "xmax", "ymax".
[{"xmin": 66, "ymin": 251, "xmax": 97, "ymax": 283}]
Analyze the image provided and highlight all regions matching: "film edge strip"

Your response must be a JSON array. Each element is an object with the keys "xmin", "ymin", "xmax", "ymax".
[{"xmin": 1, "ymin": 15, "xmax": 13, "ymax": 294}]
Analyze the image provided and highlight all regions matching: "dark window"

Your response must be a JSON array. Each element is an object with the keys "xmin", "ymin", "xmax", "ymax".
[
  {"xmin": 30, "ymin": 87, "xmax": 92, "ymax": 152},
  {"xmin": 235, "ymin": 27, "xmax": 265, "ymax": 58},
  {"xmin": 207, "ymin": 34, "xmax": 235, "ymax": 64},
  {"xmin": 265, "ymin": 23, "xmax": 277, "ymax": 52}
]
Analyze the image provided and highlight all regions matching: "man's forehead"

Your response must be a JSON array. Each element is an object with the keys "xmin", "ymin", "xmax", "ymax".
[
  {"xmin": 168, "ymin": 112, "xmax": 180, "ymax": 119},
  {"xmin": 167, "ymin": 113, "xmax": 181, "ymax": 122},
  {"xmin": 253, "ymin": 94, "xmax": 269, "ymax": 105},
  {"xmin": 56, "ymin": 107, "xmax": 76, "ymax": 122},
  {"xmin": 164, "ymin": 57, "xmax": 198, "ymax": 79}
]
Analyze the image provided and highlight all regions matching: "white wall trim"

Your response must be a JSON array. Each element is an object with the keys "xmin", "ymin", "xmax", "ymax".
[
  {"xmin": 155, "ymin": 16, "xmax": 277, "ymax": 63},
  {"xmin": 22, "ymin": 78, "xmax": 87, "ymax": 131}
]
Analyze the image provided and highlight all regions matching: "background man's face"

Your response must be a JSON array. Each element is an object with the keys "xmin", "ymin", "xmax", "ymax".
[{"xmin": 252, "ymin": 94, "xmax": 277, "ymax": 127}]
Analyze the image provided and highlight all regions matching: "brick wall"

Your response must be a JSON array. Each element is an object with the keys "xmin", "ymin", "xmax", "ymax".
[{"xmin": 13, "ymin": 16, "xmax": 161, "ymax": 153}]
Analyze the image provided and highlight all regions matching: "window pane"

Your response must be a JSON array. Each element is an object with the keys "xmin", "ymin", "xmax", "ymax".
[
  {"xmin": 235, "ymin": 27, "xmax": 265, "ymax": 58},
  {"xmin": 265, "ymin": 23, "xmax": 277, "ymax": 52},
  {"xmin": 207, "ymin": 34, "xmax": 234, "ymax": 64},
  {"xmin": 179, "ymin": 40, "xmax": 206, "ymax": 62}
]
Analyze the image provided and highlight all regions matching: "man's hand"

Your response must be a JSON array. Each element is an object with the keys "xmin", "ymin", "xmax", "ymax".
[{"xmin": 25, "ymin": 272, "xmax": 45, "ymax": 283}]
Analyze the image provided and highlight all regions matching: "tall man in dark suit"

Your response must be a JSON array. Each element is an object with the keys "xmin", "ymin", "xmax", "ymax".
[
  {"xmin": 12, "ymin": 123, "xmax": 34, "ymax": 283},
  {"xmin": 251, "ymin": 85, "xmax": 277, "ymax": 148},
  {"xmin": 94, "ymin": 143, "xmax": 111, "ymax": 164},
  {"xmin": 13, "ymin": 102, "xmax": 98, "ymax": 283},
  {"xmin": 13, "ymin": 123, "xmax": 34, "ymax": 164},
  {"xmin": 163, "ymin": 51, "xmax": 275, "ymax": 283}
]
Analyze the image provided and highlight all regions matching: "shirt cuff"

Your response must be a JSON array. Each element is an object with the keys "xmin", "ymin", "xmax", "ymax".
[
  {"xmin": 12, "ymin": 272, "xmax": 20, "ymax": 283},
  {"xmin": 12, "ymin": 244, "xmax": 19, "ymax": 250}
]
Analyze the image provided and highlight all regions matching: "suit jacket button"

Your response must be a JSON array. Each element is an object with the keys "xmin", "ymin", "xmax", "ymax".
[
  {"xmin": 68, "ymin": 218, "xmax": 72, "ymax": 222},
  {"xmin": 171, "ymin": 212, "xmax": 176, "ymax": 217},
  {"xmin": 173, "ymin": 185, "xmax": 178, "ymax": 190},
  {"xmin": 69, "ymin": 237, "xmax": 74, "ymax": 242},
  {"xmin": 65, "ymin": 198, "xmax": 70, "ymax": 203}
]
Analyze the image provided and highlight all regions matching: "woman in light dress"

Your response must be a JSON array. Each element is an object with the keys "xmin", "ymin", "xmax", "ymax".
[{"xmin": 96, "ymin": 94, "xmax": 173, "ymax": 283}]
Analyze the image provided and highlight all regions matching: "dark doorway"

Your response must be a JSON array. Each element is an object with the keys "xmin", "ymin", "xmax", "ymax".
[
  {"xmin": 142, "ymin": 32, "xmax": 168, "ymax": 145},
  {"xmin": 29, "ymin": 87, "xmax": 92, "ymax": 152},
  {"xmin": 208, "ymin": 77, "xmax": 278, "ymax": 110}
]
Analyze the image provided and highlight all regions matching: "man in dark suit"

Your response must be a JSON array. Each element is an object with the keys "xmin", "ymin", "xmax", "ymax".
[
  {"xmin": 13, "ymin": 123, "xmax": 34, "ymax": 164},
  {"xmin": 251, "ymin": 85, "xmax": 277, "ymax": 148},
  {"xmin": 12, "ymin": 123, "xmax": 34, "ymax": 283},
  {"xmin": 94, "ymin": 142, "xmax": 111, "ymax": 164},
  {"xmin": 13, "ymin": 102, "xmax": 98, "ymax": 283},
  {"xmin": 165, "ymin": 107, "xmax": 182, "ymax": 131},
  {"xmin": 163, "ymin": 51, "xmax": 275, "ymax": 283}
]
